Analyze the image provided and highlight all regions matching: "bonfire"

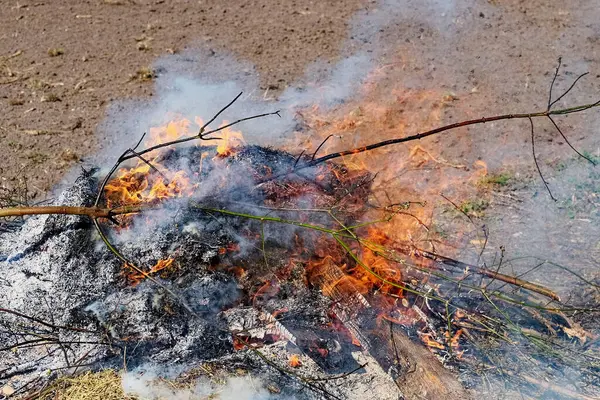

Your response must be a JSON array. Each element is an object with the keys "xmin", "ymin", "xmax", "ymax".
[{"xmin": 1, "ymin": 60, "xmax": 599, "ymax": 400}]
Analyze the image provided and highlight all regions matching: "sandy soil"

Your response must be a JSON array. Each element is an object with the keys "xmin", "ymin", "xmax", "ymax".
[{"xmin": 0, "ymin": 0, "xmax": 364, "ymax": 198}]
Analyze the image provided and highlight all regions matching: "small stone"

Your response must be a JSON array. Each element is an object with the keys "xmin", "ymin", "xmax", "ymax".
[
  {"xmin": 41, "ymin": 94, "xmax": 61, "ymax": 102},
  {"xmin": 48, "ymin": 48, "xmax": 64, "ymax": 57},
  {"xmin": 1, "ymin": 385, "xmax": 15, "ymax": 396},
  {"xmin": 137, "ymin": 41, "xmax": 150, "ymax": 51}
]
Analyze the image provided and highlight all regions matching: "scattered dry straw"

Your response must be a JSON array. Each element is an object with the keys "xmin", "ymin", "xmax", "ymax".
[{"xmin": 38, "ymin": 370, "xmax": 136, "ymax": 400}]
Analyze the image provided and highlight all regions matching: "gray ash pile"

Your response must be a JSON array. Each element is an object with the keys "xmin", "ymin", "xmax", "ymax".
[
  {"xmin": 0, "ymin": 144, "xmax": 415, "ymax": 399},
  {"xmin": 1, "ymin": 124, "xmax": 598, "ymax": 399}
]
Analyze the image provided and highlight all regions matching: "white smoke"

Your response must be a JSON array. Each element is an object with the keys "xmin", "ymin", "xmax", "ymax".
[
  {"xmin": 78, "ymin": 0, "xmax": 600, "ymax": 398},
  {"xmin": 122, "ymin": 365, "xmax": 278, "ymax": 400},
  {"xmin": 92, "ymin": 1, "xmax": 465, "ymax": 163}
]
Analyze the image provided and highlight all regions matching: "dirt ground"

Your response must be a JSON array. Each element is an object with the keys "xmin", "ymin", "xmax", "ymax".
[
  {"xmin": 1, "ymin": 1, "xmax": 600, "ymax": 398},
  {"xmin": 0, "ymin": 0, "xmax": 364, "ymax": 198}
]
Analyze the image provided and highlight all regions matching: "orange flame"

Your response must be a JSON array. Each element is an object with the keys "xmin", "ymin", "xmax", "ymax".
[
  {"xmin": 104, "ymin": 117, "xmax": 245, "ymax": 210},
  {"xmin": 124, "ymin": 258, "xmax": 175, "ymax": 285},
  {"xmin": 305, "ymin": 228, "xmax": 408, "ymax": 329},
  {"xmin": 215, "ymin": 122, "xmax": 245, "ymax": 157},
  {"xmin": 285, "ymin": 71, "xmax": 500, "ymax": 341},
  {"xmin": 289, "ymin": 354, "xmax": 302, "ymax": 368}
]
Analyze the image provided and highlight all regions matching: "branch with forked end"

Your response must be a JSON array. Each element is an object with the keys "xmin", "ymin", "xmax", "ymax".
[
  {"xmin": 287, "ymin": 58, "xmax": 599, "ymax": 201},
  {"xmin": 301, "ymin": 103, "xmax": 599, "ymax": 170}
]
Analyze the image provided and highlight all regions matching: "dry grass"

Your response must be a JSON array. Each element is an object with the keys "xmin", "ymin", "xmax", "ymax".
[
  {"xmin": 478, "ymin": 172, "xmax": 513, "ymax": 187},
  {"xmin": 0, "ymin": 50, "xmax": 24, "ymax": 84},
  {"xmin": 32, "ymin": 366, "xmax": 218, "ymax": 399},
  {"xmin": 38, "ymin": 370, "xmax": 137, "ymax": 400},
  {"xmin": 28, "ymin": 78, "xmax": 52, "ymax": 90},
  {"xmin": 103, "ymin": 0, "xmax": 129, "ymax": 5}
]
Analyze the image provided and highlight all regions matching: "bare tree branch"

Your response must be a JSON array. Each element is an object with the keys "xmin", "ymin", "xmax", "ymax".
[
  {"xmin": 529, "ymin": 117, "xmax": 556, "ymax": 201},
  {"xmin": 547, "ymin": 56, "xmax": 563, "ymax": 110}
]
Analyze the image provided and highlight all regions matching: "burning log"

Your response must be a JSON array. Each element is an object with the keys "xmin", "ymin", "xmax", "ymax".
[{"xmin": 388, "ymin": 325, "xmax": 469, "ymax": 399}]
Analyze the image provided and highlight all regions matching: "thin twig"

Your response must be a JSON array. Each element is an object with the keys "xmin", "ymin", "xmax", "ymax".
[
  {"xmin": 414, "ymin": 248, "xmax": 561, "ymax": 301},
  {"xmin": 126, "ymin": 148, "xmax": 168, "ymax": 180},
  {"xmin": 132, "ymin": 131, "xmax": 147, "ymax": 151},
  {"xmin": 311, "ymin": 134, "xmax": 334, "ymax": 160},
  {"xmin": 294, "ymin": 149, "xmax": 306, "ymax": 168},
  {"xmin": 482, "ymin": 245, "xmax": 505, "ymax": 291},
  {"xmin": 302, "ymin": 103, "xmax": 600, "ymax": 169},
  {"xmin": 547, "ymin": 57, "xmax": 562, "ymax": 110},
  {"xmin": 440, "ymin": 193, "xmax": 474, "ymax": 224},
  {"xmin": 0, "ymin": 308, "xmax": 97, "ymax": 334},
  {"xmin": 198, "ymin": 91, "xmax": 243, "ymax": 136},
  {"xmin": 119, "ymin": 111, "xmax": 281, "ymax": 163},
  {"xmin": 547, "ymin": 115, "xmax": 596, "ymax": 165},
  {"xmin": 0, "ymin": 205, "xmax": 145, "ymax": 219},
  {"xmin": 529, "ymin": 117, "xmax": 556, "ymax": 201},
  {"xmin": 549, "ymin": 72, "xmax": 589, "ymax": 110}
]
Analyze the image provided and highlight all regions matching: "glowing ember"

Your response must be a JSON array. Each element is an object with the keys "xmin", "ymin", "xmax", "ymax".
[
  {"xmin": 288, "ymin": 354, "xmax": 302, "ymax": 368},
  {"xmin": 419, "ymin": 332, "xmax": 445, "ymax": 350},
  {"xmin": 123, "ymin": 258, "xmax": 175, "ymax": 285},
  {"xmin": 445, "ymin": 328, "xmax": 464, "ymax": 354}
]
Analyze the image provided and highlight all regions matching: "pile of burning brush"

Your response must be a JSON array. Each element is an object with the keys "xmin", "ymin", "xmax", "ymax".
[{"xmin": 2, "ymin": 62, "xmax": 600, "ymax": 399}]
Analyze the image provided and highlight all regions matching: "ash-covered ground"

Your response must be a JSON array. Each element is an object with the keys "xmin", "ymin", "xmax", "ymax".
[{"xmin": 0, "ymin": 145, "xmax": 413, "ymax": 399}]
